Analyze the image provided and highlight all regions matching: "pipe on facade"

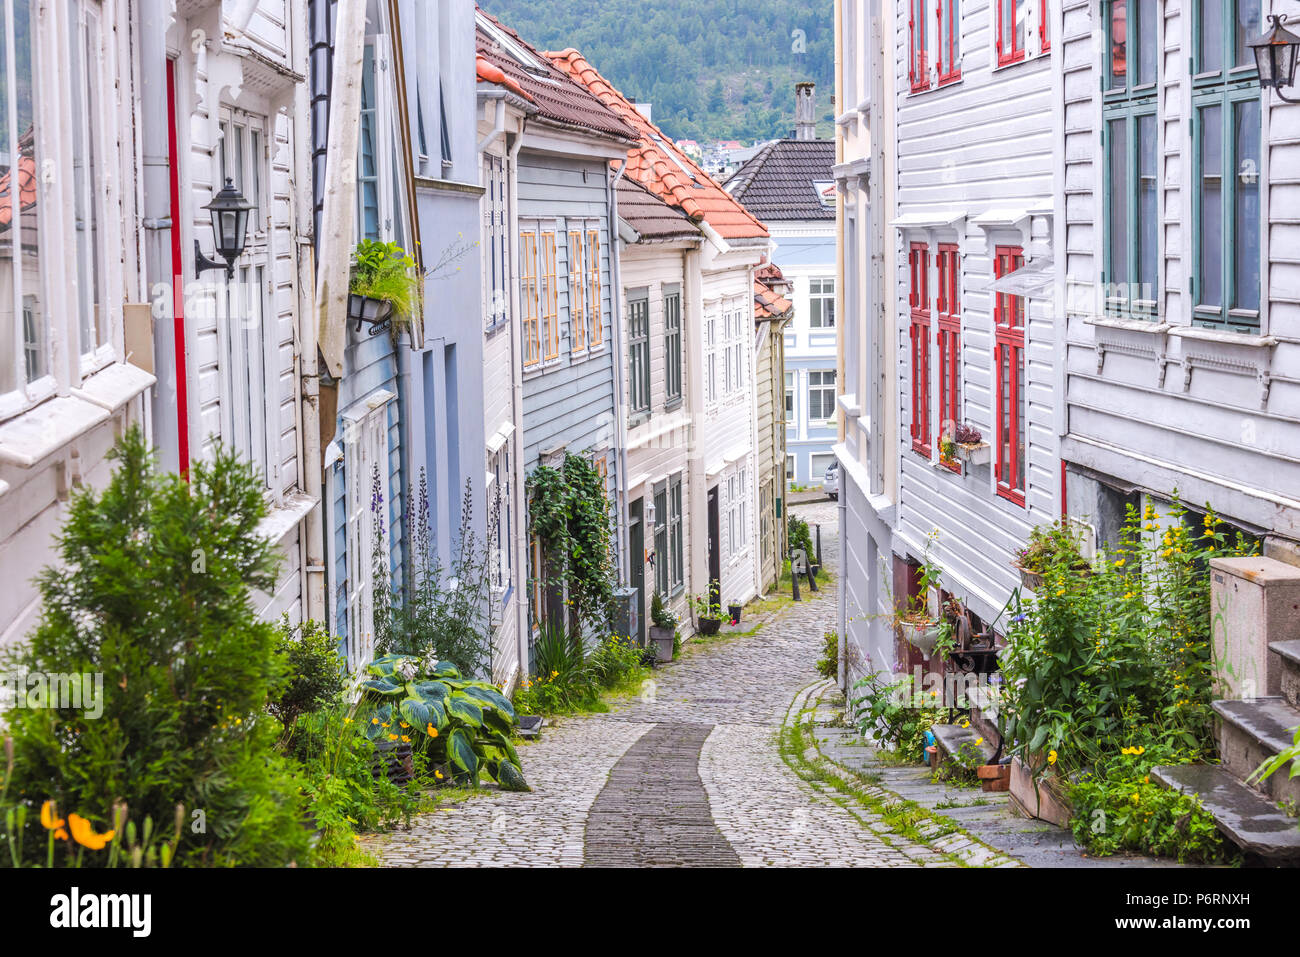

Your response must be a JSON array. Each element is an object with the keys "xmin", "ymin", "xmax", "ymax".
[
  {"xmin": 140, "ymin": 0, "xmax": 181, "ymax": 475},
  {"xmin": 607, "ymin": 156, "xmax": 630, "ymax": 585}
]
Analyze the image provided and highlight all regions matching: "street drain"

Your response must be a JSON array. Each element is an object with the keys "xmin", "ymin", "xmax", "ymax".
[{"xmin": 693, "ymin": 698, "xmax": 742, "ymax": 704}]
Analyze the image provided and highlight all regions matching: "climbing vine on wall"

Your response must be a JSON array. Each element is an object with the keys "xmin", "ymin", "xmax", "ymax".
[{"xmin": 527, "ymin": 453, "xmax": 616, "ymax": 634}]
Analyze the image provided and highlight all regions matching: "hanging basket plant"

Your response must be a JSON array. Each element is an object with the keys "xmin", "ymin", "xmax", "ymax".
[{"xmin": 349, "ymin": 239, "xmax": 422, "ymax": 336}]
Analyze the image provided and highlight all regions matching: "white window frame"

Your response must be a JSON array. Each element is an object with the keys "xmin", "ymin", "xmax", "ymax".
[
  {"xmin": 358, "ymin": 34, "xmax": 398, "ymax": 243},
  {"xmin": 808, "ymin": 368, "xmax": 837, "ymax": 423},
  {"xmin": 487, "ymin": 436, "xmax": 514, "ymax": 601},
  {"xmin": 342, "ymin": 390, "xmax": 395, "ymax": 673},
  {"xmin": 809, "ymin": 276, "xmax": 836, "ymax": 328}
]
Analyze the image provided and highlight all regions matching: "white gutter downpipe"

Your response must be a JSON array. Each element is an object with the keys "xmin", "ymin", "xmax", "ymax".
[{"xmin": 607, "ymin": 157, "xmax": 630, "ymax": 585}]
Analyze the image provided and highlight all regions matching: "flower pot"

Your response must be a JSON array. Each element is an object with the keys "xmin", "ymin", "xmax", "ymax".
[
  {"xmin": 347, "ymin": 293, "xmax": 394, "ymax": 335},
  {"xmin": 728, "ymin": 603, "xmax": 743, "ymax": 622},
  {"xmin": 698, "ymin": 616, "xmax": 721, "ymax": 636},
  {"xmin": 899, "ymin": 617, "xmax": 941, "ymax": 657},
  {"xmin": 977, "ymin": 764, "xmax": 1011, "ymax": 792},
  {"xmin": 1010, "ymin": 560, "xmax": 1045, "ymax": 592},
  {"xmin": 1008, "ymin": 756, "xmax": 1072, "ymax": 827},
  {"xmin": 955, "ymin": 441, "xmax": 991, "ymax": 466},
  {"xmin": 648, "ymin": 624, "xmax": 675, "ymax": 662}
]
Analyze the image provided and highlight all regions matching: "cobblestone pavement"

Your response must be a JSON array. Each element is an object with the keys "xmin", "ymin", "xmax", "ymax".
[{"xmin": 366, "ymin": 502, "xmax": 948, "ymax": 867}]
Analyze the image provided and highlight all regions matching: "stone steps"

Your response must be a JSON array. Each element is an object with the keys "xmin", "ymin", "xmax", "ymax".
[
  {"xmin": 1151, "ymin": 764, "xmax": 1300, "ymax": 865},
  {"xmin": 1271, "ymin": 639, "xmax": 1300, "ymax": 710},
  {"xmin": 1213, "ymin": 696, "xmax": 1300, "ymax": 806}
]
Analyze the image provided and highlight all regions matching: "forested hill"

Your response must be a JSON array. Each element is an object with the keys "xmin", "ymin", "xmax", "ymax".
[{"xmin": 478, "ymin": 0, "xmax": 835, "ymax": 144}]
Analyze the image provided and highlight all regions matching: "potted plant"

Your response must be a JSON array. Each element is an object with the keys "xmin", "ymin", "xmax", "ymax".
[
  {"xmin": 1011, "ymin": 519, "xmax": 1090, "ymax": 591},
  {"xmin": 952, "ymin": 424, "xmax": 991, "ymax": 466},
  {"xmin": 647, "ymin": 591, "xmax": 677, "ymax": 663},
  {"xmin": 691, "ymin": 588, "xmax": 722, "ymax": 636},
  {"xmin": 349, "ymin": 238, "xmax": 421, "ymax": 336},
  {"xmin": 897, "ymin": 533, "xmax": 943, "ymax": 657},
  {"xmin": 727, "ymin": 600, "xmax": 743, "ymax": 624}
]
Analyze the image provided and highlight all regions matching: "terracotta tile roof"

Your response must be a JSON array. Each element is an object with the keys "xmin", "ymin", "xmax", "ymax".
[
  {"xmin": 544, "ymin": 48, "xmax": 768, "ymax": 241},
  {"xmin": 754, "ymin": 264, "xmax": 793, "ymax": 320},
  {"xmin": 0, "ymin": 128, "xmax": 37, "ymax": 230},
  {"xmin": 616, "ymin": 177, "xmax": 701, "ymax": 243},
  {"xmin": 475, "ymin": 10, "xmax": 636, "ymax": 142},
  {"xmin": 724, "ymin": 138, "xmax": 837, "ymax": 221}
]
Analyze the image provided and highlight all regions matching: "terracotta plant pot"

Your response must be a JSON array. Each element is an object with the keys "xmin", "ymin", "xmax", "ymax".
[{"xmin": 977, "ymin": 763, "xmax": 1011, "ymax": 792}]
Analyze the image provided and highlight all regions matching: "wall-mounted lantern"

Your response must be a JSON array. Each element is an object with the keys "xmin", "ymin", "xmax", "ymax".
[
  {"xmin": 194, "ymin": 178, "xmax": 253, "ymax": 279},
  {"xmin": 1251, "ymin": 14, "xmax": 1300, "ymax": 103}
]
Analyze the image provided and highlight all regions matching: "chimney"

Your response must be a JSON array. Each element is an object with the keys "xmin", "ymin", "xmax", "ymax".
[{"xmin": 794, "ymin": 82, "xmax": 816, "ymax": 140}]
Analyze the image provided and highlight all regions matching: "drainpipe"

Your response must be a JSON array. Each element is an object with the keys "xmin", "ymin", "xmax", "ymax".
[
  {"xmin": 140, "ymin": 0, "xmax": 180, "ymax": 474},
  {"xmin": 838, "ymin": 487, "xmax": 848, "ymax": 691},
  {"xmin": 292, "ymin": 0, "xmax": 326, "ymax": 623},
  {"xmin": 607, "ymin": 156, "xmax": 629, "ymax": 585},
  {"xmin": 507, "ymin": 126, "xmax": 528, "ymax": 674}
]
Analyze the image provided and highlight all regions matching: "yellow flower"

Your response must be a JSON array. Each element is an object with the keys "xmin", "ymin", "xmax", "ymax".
[
  {"xmin": 960, "ymin": 720, "xmax": 970, "ymax": 729},
  {"xmin": 435, "ymin": 769, "xmax": 444, "ymax": 780},
  {"xmin": 40, "ymin": 800, "xmax": 64, "ymax": 832},
  {"xmin": 388, "ymin": 733, "xmax": 399, "ymax": 741},
  {"xmin": 1047, "ymin": 749, "xmax": 1057, "ymax": 765},
  {"xmin": 551, "ymin": 670, "xmax": 559, "ymax": 678},
  {"xmin": 371, "ymin": 717, "xmax": 380, "ymax": 725},
  {"xmin": 67, "ymin": 813, "xmax": 115, "ymax": 851},
  {"xmin": 1143, "ymin": 775, "xmax": 1150, "ymax": 784},
  {"xmin": 975, "ymin": 737, "xmax": 983, "ymax": 746},
  {"xmin": 401, "ymin": 735, "xmax": 411, "ymax": 743},
  {"xmin": 400, "ymin": 721, "xmax": 410, "ymax": 729},
  {"xmin": 1056, "ymin": 588, "xmax": 1066, "ymax": 597},
  {"xmin": 1130, "ymin": 793, "xmax": 1140, "ymax": 804},
  {"xmin": 1114, "ymin": 558, "xmax": 1125, "ymax": 567},
  {"xmin": 427, "ymin": 723, "xmax": 439, "ymax": 738}
]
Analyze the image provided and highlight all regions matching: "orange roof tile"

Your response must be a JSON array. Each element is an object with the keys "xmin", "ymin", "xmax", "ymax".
[
  {"xmin": 754, "ymin": 278, "xmax": 792, "ymax": 320},
  {"xmin": 0, "ymin": 128, "xmax": 37, "ymax": 230},
  {"xmin": 545, "ymin": 48, "xmax": 768, "ymax": 241}
]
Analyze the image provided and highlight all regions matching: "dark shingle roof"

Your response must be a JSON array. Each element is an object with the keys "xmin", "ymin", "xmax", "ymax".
[
  {"xmin": 616, "ymin": 177, "xmax": 701, "ymax": 243},
  {"xmin": 725, "ymin": 139, "xmax": 836, "ymax": 221},
  {"xmin": 475, "ymin": 10, "xmax": 636, "ymax": 143}
]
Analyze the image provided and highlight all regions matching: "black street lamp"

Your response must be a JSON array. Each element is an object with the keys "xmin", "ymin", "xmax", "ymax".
[
  {"xmin": 1250, "ymin": 14, "xmax": 1300, "ymax": 103},
  {"xmin": 194, "ymin": 178, "xmax": 253, "ymax": 278}
]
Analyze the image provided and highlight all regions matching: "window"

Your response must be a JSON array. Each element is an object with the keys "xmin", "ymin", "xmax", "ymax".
[
  {"xmin": 653, "ymin": 482, "xmax": 669, "ymax": 597},
  {"xmin": 342, "ymin": 396, "xmax": 393, "ymax": 671},
  {"xmin": 808, "ymin": 370, "xmax": 836, "ymax": 422},
  {"xmin": 1039, "ymin": 0, "xmax": 1049, "ymax": 51},
  {"xmin": 909, "ymin": 0, "xmax": 929, "ymax": 91},
  {"xmin": 997, "ymin": 0, "xmax": 1026, "ymax": 66},
  {"xmin": 529, "ymin": 534, "xmax": 544, "ymax": 625},
  {"xmin": 540, "ymin": 231, "xmax": 558, "ymax": 359},
  {"xmin": 488, "ymin": 442, "xmax": 513, "ymax": 597},
  {"xmin": 706, "ymin": 312, "xmax": 718, "ymax": 404},
  {"xmin": 811, "ymin": 452, "xmax": 835, "ymax": 480},
  {"xmin": 628, "ymin": 291, "xmax": 650, "ymax": 417},
  {"xmin": 908, "ymin": 242, "xmax": 931, "ymax": 458},
  {"xmin": 520, "ymin": 231, "xmax": 540, "ymax": 365},
  {"xmin": 483, "ymin": 153, "xmax": 509, "ymax": 329},
  {"xmin": 994, "ymin": 246, "xmax": 1026, "ymax": 505},
  {"xmin": 809, "ymin": 277, "xmax": 836, "ymax": 327},
  {"xmin": 586, "ymin": 228, "xmax": 603, "ymax": 346},
  {"xmin": 569, "ymin": 229, "xmax": 585, "ymax": 351},
  {"xmin": 786, "ymin": 455, "xmax": 795, "ymax": 481},
  {"xmin": 937, "ymin": 0, "xmax": 961, "ymax": 83},
  {"xmin": 936, "ymin": 244, "xmax": 961, "ymax": 458},
  {"xmin": 669, "ymin": 473, "xmax": 684, "ymax": 593},
  {"xmin": 0, "ymin": 0, "xmax": 48, "ymax": 406},
  {"xmin": 664, "ymin": 285, "xmax": 682, "ymax": 403},
  {"xmin": 727, "ymin": 465, "xmax": 749, "ymax": 558},
  {"xmin": 785, "ymin": 371, "xmax": 795, "ymax": 422},
  {"xmin": 68, "ymin": 1, "xmax": 108, "ymax": 364},
  {"xmin": 721, "ymin": 304, "xmax": 746, "ymax": 397},
  {"xmin": 1191, "ymin": 0, "xmax": 1261, "ymax": 332},
  {"xmin": 1102, "ymin": 0, "xmax": 1158, "ymax": 319}
]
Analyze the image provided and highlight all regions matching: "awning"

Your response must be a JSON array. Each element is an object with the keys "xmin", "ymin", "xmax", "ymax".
[
  {"xmin": 988, "ymin": 258, "xmax": 1055, "ymax": 298},
  {"xmin": 890, "ymin": 210, "xmax": 965, "ymax": 229}
]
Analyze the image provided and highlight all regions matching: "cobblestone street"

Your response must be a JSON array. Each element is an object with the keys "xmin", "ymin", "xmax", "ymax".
[{"xmin": 366, "ymin": 501, "xmax": 997, "ymax": 868}]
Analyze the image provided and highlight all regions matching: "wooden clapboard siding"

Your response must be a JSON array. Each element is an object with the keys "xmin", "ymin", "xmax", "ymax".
[
  {"xmin": 892, "ymin": 0, "xmax": 1057, "ymax": 623},
  {"xmin": 1060, "ymin": 0, "xmax": 1300, "ymax": 540}
]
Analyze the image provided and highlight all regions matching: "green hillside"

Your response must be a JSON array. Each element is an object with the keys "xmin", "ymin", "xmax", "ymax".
[{"xmin": 479, "ymin": 0, "xmax": 835, "ymax": 144}]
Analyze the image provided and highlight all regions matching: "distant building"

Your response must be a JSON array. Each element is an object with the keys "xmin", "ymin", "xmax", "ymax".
[{"xmin": 726, "ymin": 88, "xmax": 837, "ymax": 488}]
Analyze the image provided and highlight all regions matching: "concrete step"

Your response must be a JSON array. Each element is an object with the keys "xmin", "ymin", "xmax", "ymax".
[
  {"xmin": 1213, "ymin": 697, "xmax": 1300, "ymax": 806},
  {"xmin": 1151, "ymin": 764, "xmax": 1300, "ymax": 865},
  {"xmin": 931, "ymin": 723, "xmax": 997, "ymax": 767},
  {"xmin": 1271, "ymin": 640, "xmax": 1300, "ymax": 710}
]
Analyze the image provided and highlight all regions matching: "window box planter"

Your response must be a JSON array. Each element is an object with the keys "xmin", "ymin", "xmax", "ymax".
[
  {"xmin": 697, "ymin": 616, "xmax": 721, "ymax": 636},
  {"xmin": 347, "ymin": 293, "xmax": 394, "ymax": 336},
  {"xmin": 648, "ymin": 624, "xmax": 675, "ymax": 662},
  {"xmin": 955, "ymin": 440, "xmax": 991, "ymax": 466}
]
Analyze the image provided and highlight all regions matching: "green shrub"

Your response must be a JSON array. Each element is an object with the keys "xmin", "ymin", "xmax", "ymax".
[
  {"xmin": 0, "ymin": 428, "xmax": 311, "ymax": 867},
  {"xmin": 270, "ymin": 617, "xmax": 346, "ymax": 729},
  {"xmin": 817, "ymin": 631, "xmax": 838, "ymax": 678},
  {"xmin": 787, "ymin": 515, "xmax": 814, "ymax": 564},
  {"xmin": 350, "ymin": 239, "xmax": 421, "ymax": 325},
  {"xmin": 850, "ymin": 671, "xmax": 947, "ymax": 761}
]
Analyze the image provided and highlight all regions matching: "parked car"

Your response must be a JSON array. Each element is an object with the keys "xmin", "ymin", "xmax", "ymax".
[{"xmin": 823, "ymin": 460, "xmax": 839, "ymax": 500}]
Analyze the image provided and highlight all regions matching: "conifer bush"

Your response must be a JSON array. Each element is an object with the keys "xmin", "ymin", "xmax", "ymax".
[{"xmin": 0, "ymin": 428, "xmax": 312, "ymax": 867}]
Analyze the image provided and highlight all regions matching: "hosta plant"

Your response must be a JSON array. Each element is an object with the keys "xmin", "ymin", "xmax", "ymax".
[{"xmin": 358, "ymin": 654, "xmax": 529, "ymax": 792}]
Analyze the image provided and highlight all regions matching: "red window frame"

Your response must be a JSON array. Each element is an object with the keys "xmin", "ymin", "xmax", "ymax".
[
  {"xmin": 994, "ymin": 245, "xmax": 1026, "ymax": 505},
  {"xmin": 996, "ymin": 0, "xmax": 1026, "ymax": 66},
  {"xmin": 909, "ymin": 0, "xmax": 929, "ymax": 92},
  {"xmin": 936, "ymin": 244, "xmax": 961, "ymax": 472},
  {"xmin": 1039, "ymin": 0, "xmax": 1050, "ymax": 52},
  {"xmin": 936, "ymin": 0, "xmax": 961, "ymax": 84},
  {"xmin": 908, "ymin": 242, "xmax": 931, "ymax": 458}
]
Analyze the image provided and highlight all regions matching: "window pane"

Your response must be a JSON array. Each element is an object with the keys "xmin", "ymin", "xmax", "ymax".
[
  {"xmin": 69, "ymin": 2, "xmax": 104, "ymax": 355},
  {"xmin": 1234, "ymin": 0, "xmax": 1260, "ymax": 70},
  {"xmin": 1108, "ymin": 118, "xmax": 1128, "ymax": 292},
  {"xmin": 1136, "ymin": 0, "xmax": 1157, "ymax": 85},
  {"xmin": 1137, "ymin": 112, "xmax": 1157, "ymax": 300},
  {"xmin": 358, "ymin": 46, "xmax": 379, "ymax": 239},
  {"xmin": 1109, "ymin": 0, "xmax": 1127, "ymax": 89},
  {"xmin": 1199, "ymin": 0, "xmax": 1223, "ymax": 74},
  {"xmin": 1200, "ymin": 104, "xmax": 1223, "ymax": 308},
  {"xmin": 1234, "ymin": 98, "xmax": 1260, "ymax": 312}
]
